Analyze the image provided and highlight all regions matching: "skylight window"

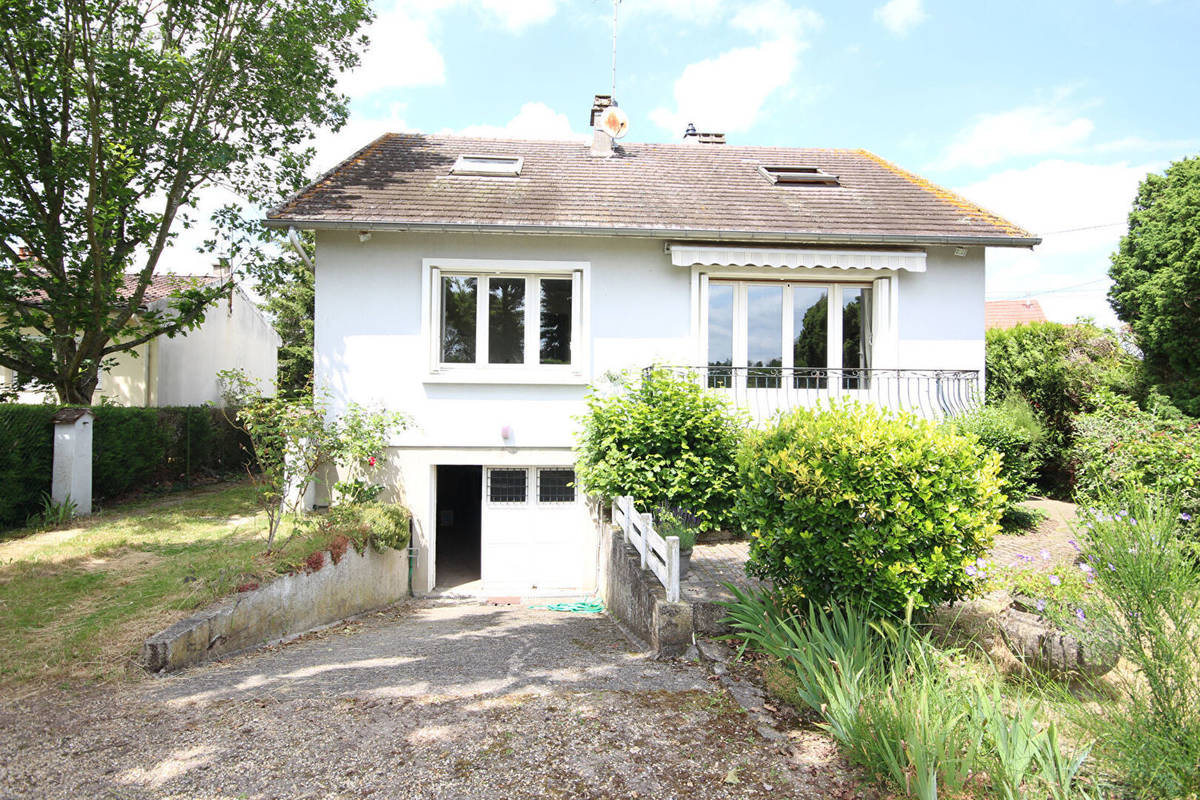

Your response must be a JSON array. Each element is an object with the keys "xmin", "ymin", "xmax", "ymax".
[
  {"xmin": 451, "ymin": 154, "xmax": 523, "ymax": 177},
  {"xmin": 759, "ymin": 165, "xmax": 839, "ymax": 186}
]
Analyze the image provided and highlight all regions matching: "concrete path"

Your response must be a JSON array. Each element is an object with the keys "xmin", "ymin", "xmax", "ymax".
[{"xmin": 0, "ymin": 600, "xmax": 857, "ymax": 800}]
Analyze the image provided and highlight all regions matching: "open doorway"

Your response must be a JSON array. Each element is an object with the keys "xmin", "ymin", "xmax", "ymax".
[{"xmin": 434, "ymin": 465, "xmax": 482, "ymax": 590}]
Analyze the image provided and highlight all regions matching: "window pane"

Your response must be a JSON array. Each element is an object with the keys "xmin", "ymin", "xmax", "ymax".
[
  {"xmin": 537, "ymin": 469, "xmax": 575, "ymax": 503},
  {"xmin": 441, "ymin": 276, "xmax": 477, "ymax": 363},
  {"xmin": 539, "ymin": 279, "xmax": 573, "ymax": 365},
  {"xmin": 842, "ymin": 287, "xmax": 873, "ymax": 388},
  {"xmin": 707, "ymin": 284, "xmax": 734, "ymax": 388},
  {"xmin": 792, "ymin": 286, "xmax": 828, "ymax": 389},
  {"xmin": 488, "ymin": 469, "xmax": 527, "ymax": 503},
  {"xmin": 488, "ymin": 277, "xmax": 525, "ymax": 364},
  {"xmin": 747, "ymin": 285, "xmax": 782, "ymax": 388}
]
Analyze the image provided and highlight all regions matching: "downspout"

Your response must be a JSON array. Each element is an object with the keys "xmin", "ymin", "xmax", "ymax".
[{"xmin": 286, "ymin": 226, "xmax": 314, "ymax": 272}]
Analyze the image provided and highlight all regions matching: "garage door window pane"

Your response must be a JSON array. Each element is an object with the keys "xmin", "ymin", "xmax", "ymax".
[
  {"xmin": 488, "ymin": 469, "xmax": 527, "ymax": 503},
  {"xmin": 440, "ymin": 276, "xmax": 477, "ymax": 363},
  {"xmin": 537, "ymin": 469, "xmax": 575, "ymax": 503},
  {"xmin": 488, "ymin": 277, "xmax": 525, "ymax": 364}
]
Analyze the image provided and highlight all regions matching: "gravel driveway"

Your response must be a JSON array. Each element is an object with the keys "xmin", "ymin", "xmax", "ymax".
[{"xmin": 0, "ymin": 600, "xmax": 859, "ymax": 799}]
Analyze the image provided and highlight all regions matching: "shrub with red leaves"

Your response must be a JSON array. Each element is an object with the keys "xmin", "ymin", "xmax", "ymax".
[
  {"xmin": 329, "ymin": 534, "xmax": 350, "ymax": 565},
  {"xmin": 305, "ymin": 550, "xmax": 325, "ymax": 573},
  {"xmin": 235, "ymin": 581, "xmax": 260, "ymax": 593}
]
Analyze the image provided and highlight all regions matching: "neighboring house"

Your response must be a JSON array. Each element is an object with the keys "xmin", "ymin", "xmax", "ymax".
[
  {"xmin": 986, "ymin": 299, "xmax": 1047, "ymax": 330},
  {"xmin": 267, "ymin": 95, "xmax": 1040, "ymax": 597},
  {"xmin": 1, "ymin": 272, "xmax": 280, "ymax": 406}
]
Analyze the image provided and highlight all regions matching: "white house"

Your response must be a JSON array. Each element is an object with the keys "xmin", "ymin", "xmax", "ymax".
[
  {"xmin": 267, "ymin": 96, "xmax": 1039, "ymax": 597},
  {"xmin": 2, "ymin": 272, "xmax": 281, "ymax": 407}
]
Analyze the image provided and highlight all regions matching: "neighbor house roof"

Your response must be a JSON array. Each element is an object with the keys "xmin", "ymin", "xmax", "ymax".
[
  {"xmin": 18, "ymin": 272, "xmax": 221, "ymax": 307},
  {"xmin": 986, "ymin": 299, "xmax": 1048, "ymax": 329},
  {"xmin": 266, "ymin": 134, "xmax": 1040, "ymax": 248}
]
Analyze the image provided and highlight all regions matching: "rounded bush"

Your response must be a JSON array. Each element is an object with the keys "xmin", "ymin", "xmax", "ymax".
[
  {"xmin": 737, "ymin": 402, "xmax": 1005, "ymax": 616},
  {"xmin": 575, "ymin": 368, "xmax": 744, "ymax": 530},
  {"xmin": 954, "ymin": 395, "xmax": 1046, "ymax": 500}
]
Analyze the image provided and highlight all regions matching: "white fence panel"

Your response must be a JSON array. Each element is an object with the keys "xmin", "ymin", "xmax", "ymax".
[{"xmin": 611, "ymin": 495, "xmax": 680, "ymax": 602}]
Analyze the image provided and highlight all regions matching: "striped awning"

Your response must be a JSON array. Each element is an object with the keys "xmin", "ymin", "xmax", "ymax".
[{"xmin": 668, "ymin": 244, "xmax": 926, "ymax": 272}]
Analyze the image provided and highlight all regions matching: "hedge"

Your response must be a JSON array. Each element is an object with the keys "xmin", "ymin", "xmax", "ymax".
[{"xmin": 0, "ymin": 404, "xmax": 253, "ymax": 529}]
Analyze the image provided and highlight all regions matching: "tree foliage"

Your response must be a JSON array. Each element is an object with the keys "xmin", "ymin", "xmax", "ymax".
[
  {"xmin": 0, "ymin": 0, "xmax": 370, "ymax": 403},
  {"xmin": 1109, "ymin": 156, "xmax": 1200, "ymax": 415}
]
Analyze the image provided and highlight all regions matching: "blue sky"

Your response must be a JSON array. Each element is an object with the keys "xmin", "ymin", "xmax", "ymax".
[{"xmin": 180, "ymin": 0, "xmax": 1200, "ymax": 327}]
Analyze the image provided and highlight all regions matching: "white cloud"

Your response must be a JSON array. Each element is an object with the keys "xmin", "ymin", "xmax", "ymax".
[
  {"xmin": 650, "ymin": 1, "xmax": 822, "ymax": 136},
  {"xmin": 446, "ymin": 101, "xmax": 584, "ymax": 140},
  {"xmin": 478, "ymin": 0, "xmax": 559, "ymax": 32},
  {"xmin": 958, "ymin": 159, "xmax": 1161, "ymax": 328},
  {"xmin": 874, "ymin": 0, "xmax": 927, "ymax": 36},
  {"xmin": 625, "ymin": 0, "xmax": 726, "ymax": 22},
  {"xmin": 938, "ymin": 106, "xmax": 1096, "ymax": 170}
]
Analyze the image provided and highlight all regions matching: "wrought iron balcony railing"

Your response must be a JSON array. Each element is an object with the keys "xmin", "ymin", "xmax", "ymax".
[{"xmin": 651, "ymin": 366, "xmax": 982, "ymax": 421}]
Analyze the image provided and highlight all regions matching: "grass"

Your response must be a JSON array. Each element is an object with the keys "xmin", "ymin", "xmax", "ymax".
[{"xmin": 0, "ymin": 481, "xmax": 346, "ymax": 691}]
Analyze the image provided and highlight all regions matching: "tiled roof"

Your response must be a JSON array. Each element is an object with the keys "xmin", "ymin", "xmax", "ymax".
[
  {"xmin": 986, "ymin": 299, "xmax": 1048, "ymax": 329},
  {"xmin": 21, "ymin": 272, "xmax": 219, "ymax": 306},
  {"xmin": 267, "ymin": 134, "xmax": 1039, "ymax": 247}
]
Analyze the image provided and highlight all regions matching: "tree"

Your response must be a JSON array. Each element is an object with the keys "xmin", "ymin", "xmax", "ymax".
[
  {"xmin": 0, "ymin": 0, "xmax": 370, "ymax": 403},
  {"xmin": 1109, "ymin": 156, "xmax": 1200, "ymax": 415}
]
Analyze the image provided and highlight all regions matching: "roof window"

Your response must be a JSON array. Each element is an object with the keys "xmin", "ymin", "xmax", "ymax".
[
  {"xmin": 758, "ymin": 165, "xmax": 839, "ymax": 186},
  {"xmin": 450, "ymin": 154, "xmax": 523, "ymax": 177}
]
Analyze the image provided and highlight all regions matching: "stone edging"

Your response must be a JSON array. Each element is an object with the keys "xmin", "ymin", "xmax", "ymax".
[{"xmin": 142, "ymin": 544, "xmax": 409, "ymax": 673}]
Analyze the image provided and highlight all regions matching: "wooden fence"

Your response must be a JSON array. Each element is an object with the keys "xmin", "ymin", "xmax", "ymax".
[{"xmin": 611, "ymin": 495, "xmax": 681, "ymax": 602}]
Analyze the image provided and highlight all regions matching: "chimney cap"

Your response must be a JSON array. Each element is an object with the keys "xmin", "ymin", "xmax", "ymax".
[
  {"xmin": 589, "ymin": 94, "xmax": 614, "ymax": 127},
  {"xmin": 683, "ymin": 122, "xmax": 698, "ymax": 139}
]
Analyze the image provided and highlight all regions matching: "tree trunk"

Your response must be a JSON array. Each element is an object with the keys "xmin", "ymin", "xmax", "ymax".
[{"xmin": 56, "ymin": 375, "xmax": 97, "ymax": 405}]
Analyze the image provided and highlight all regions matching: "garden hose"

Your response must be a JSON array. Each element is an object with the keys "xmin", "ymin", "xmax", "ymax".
[{"xmin": 530, "ymin": 599, "xmax": 606, "ymax": 613}]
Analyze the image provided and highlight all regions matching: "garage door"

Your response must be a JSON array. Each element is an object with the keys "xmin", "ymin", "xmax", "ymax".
[{"xmin": 481, "ymin": 466, "xmax": 593, "ymax": 593}]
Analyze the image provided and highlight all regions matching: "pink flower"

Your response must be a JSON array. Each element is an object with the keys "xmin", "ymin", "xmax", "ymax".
[{"xmin": 368, "ymin": 456, "xmax": 377, "ymax": 467}]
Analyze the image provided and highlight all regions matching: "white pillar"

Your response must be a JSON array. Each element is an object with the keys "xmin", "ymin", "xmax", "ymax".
[{"xmin": 52, "ymin": 408, "xmax": 94, "ymax": 516}]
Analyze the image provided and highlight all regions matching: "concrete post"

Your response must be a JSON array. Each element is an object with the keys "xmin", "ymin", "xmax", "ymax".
[{"xmin": 51, "ymin": 408, "xmax": 94, "ymax": 516}]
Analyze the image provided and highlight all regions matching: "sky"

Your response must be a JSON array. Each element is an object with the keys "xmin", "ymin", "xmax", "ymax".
[{"xmin": 172, "ymin": 0, "xmax": 1200, "ymax": 328}]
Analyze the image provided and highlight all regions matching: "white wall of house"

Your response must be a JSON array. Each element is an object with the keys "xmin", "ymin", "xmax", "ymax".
[
  {"xmin": 313, "ymin": 229, "xmax": 989, "ymax": 594},
  {"xmin": 152, "ymin": 287, "xmax": 281, "ymax": 407},
  {"xmin": 1, "ymin": 286, "xmax": 279, "ymax": 407}
]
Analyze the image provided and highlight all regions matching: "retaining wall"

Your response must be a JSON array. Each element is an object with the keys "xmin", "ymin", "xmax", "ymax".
[
  {"xmin": 142, "ymin": 544, "xmax": 409, "ymax": 673},
  {"xmin": 598, "ymin": 519, "xmax": 692, "ymax": 657}
]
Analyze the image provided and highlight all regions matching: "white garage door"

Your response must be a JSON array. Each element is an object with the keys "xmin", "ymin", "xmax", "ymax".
[{"xmin": 481, "ymin": 466, "xmax": 593, "ymax": 594}]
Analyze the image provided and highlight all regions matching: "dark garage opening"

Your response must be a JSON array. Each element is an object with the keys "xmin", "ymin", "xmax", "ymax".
[{"xmin": 435, "ymin": 465, "xmax": 482, "ymax": 588}]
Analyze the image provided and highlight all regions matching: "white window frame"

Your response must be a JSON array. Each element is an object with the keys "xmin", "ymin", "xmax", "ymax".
[
  {"xmin": 535, "ymin": 467, "xmax": 576, "ymax": 504},
  {"xmin": 697, "ymin": 270, "xmax": 898, "ymax": 378},
  {"xmin": 450, "ymin": 154, "xmax": 523, "ymax": 177},
  {"xmin": 422, "ymin": 258, "xmax": 590, "ymax": 384}
]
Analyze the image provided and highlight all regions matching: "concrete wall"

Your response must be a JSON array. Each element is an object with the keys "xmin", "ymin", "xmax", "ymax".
[
  {"xmin": 153, "ymin": 286, "xmax": 281, "ymax": 407},
  {"xmin": 2, "ymin": 286, "xmax": 279, "ymax": 407},
  {"xmin": 313, "ymin": 230, "xmax": 990, "ymax": 594},
  {"xmin": 142, "ymin": 543, "xmax": 409, "ymax": 673},
  {"xmin": 598, "ymin": 518, "xmax": 693, "ymax": 657}
]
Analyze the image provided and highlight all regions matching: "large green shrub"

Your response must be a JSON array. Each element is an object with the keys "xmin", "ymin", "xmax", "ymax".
[
  {"xmin": 954, "ymin": 394, "xmax": 1047, "ymax": 501},
  {"xmin": 0, "ymin": 405, "xmax": 54, "ymax": 527},
  {"xmin": 575, "ymin": 368, "xmax": 745, "ymax": 530},
  {"xmin": 325, "ymin": 501, "xmax": 411, "ymax": 551},
  {"xmin": 986, "ymin": 320, "xmax": 1141, "ymax": 490},
  {"xmin": 0, "ymin": 404, "xmax": 253, "ymax": 529},
  {"xmin": 737, "ymin": 402, "xmax": 1005, "ymax": 615},
  {"xmin": 1071, "ymin": 389, "xmax": 1200, "ymax": 518}
]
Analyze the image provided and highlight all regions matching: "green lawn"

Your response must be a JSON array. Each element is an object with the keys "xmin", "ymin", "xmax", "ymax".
[{"xmin": 0, "ymin": 482, "xmax": 342, "ymax": 690}]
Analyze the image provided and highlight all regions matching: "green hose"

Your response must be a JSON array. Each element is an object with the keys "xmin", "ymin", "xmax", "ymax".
[{"xmin": 530, "ymin": 599, "xmax": 606, "ymax": 613}]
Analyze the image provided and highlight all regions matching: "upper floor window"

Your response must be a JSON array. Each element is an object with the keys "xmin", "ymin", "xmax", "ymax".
[
  {"xmin": 706, "ymin": 280, "xmax": 872, "ymax": 388},
  {"xmin": 436, "ymin": 270, "xmax": 579, "ymax": 369}
]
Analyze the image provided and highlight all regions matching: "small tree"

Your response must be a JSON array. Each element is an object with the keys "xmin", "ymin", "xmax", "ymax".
[
  {"xmin": 219, "ymin": 370, "xmax": 406, "ymax": 551},
  {"xmin": 1109, "ymin": 156, "xmax": 1200, "ymax": 416}
]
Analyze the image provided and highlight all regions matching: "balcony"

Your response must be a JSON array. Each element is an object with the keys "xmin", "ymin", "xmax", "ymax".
[{"xmin": 653, "ymin": 366, "xmax": 982, "ymax": 422}]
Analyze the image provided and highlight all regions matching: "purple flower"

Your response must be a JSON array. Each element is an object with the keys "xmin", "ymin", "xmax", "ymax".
[
  {"xmin": 1036, "ymin": 598, "xmax": 1047, "ymax": 612},
  {"xmin": 977, "ymin": 558, "xmax": 988, "ymax": 569},
  {"xmin": 1086, "ymin": 573, "xmax": 1096, "ymax": 584},
  {"xmin": 1040, "ymin": 549, "xmax": 1051, "ymax": 561},
  {"xmin": 1079, "ymin": 563, "xmax": 1093, "ymax": 574},
  {"xmin": 1181, "ymin": 513, "xmax": 1193, "ymax": 523},
  {"xmin": 965, "ymin": 565, "xmax": 978, "ymax": 577},
  {"xmin": 1075, "ymin": 608, "xmax": 1087, "ymax": 622},
  {"xmin": 1068, "ymin": 538, "xmax": 1080, "ymax": 552},
  {"xmin": 1108, "ymin": 562, "xmax": 1116, "ymax": 572},
  {"xmin": 1049, "ymin": 574, "xmax": 1062, "ymax": 586}
]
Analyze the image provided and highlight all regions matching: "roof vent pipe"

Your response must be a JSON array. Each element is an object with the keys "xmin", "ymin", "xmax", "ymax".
[{"xmin": 682, "ymin": 122, "xmax": 698, "ymax": 143}]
